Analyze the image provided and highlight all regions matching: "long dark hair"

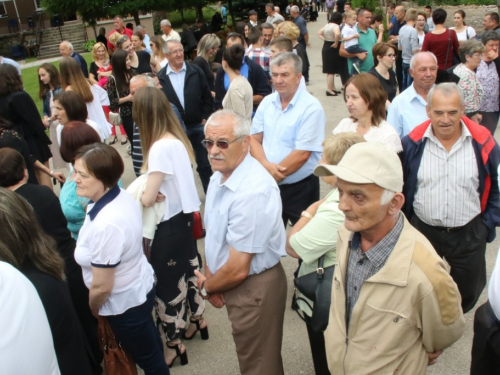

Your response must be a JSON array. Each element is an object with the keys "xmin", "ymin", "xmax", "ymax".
[
  {"xmin": 111, "ymin": 49, "xmax": 135, "ymax": 93},
  {"xmin": 38, "ymin": 63, "xmax": 61, "ymax": 100},
  {"xmin": 0, "ymin": 64, "xmax": 23, "ymax": 95},
  {"xmin": 0, "ymin": 187, "xmax": 65, "ymax": 280}
]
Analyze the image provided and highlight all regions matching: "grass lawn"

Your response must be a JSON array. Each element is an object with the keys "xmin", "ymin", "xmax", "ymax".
[{"xmin": 22, "ymin": 53, "xmax": 94, "ymax": 116}]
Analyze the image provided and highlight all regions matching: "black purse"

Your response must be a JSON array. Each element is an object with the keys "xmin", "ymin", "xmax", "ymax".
[
  {"xmin": 294, "ymin": 255, "xmax": 334, "ymax": 332},
  {"xmin": 436, "ymin": 30, "xmax": 460, "ymax": 84}
]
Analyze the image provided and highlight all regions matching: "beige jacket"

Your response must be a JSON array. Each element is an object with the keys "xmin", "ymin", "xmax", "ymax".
[
  {"xmin": 222, "ymin": 75, "xmax": 253, "ymax": 121},
  {"xmin": 325, "ymin": 215, "xmax": 465, "ymax": 374}
]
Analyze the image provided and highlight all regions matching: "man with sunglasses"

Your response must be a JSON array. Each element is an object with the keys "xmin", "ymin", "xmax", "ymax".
[
  {"xmin": 158, "ymin": 39, "xmax": 214, "ymax": 193},
  {"xmin": 195, "ymin": 109, "xmax": 287, "ymax": 375}
]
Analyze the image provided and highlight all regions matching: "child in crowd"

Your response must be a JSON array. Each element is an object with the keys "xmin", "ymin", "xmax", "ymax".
[
  {"xmin": 342, "ymin": 10, "xmax": 367, "ymax": 74},
  {"xmin": 97, "ymin": 59, "xmax": 112, "ymax": 88}
]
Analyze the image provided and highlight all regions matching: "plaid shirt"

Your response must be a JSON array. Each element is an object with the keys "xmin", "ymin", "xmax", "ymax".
[
  {"xmin": 246, "ymin": 48, "xmax": 270, "ymax": 77},
  {"xmin": 345, "ymin": 214, "xmax": 404, "ymax": 329}
]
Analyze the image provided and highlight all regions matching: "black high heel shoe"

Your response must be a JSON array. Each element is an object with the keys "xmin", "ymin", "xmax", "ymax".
[
  {"xmin": 326, "ymin": 90, "xmax": 338, "ymax": 97},
  {"xmin": 121, "ymin": 139, "xmax": 128, "ymax": 145},
  {"xmin": 108, "ymin": 136, "xmax": 117, "ymax": 145},
  {"xmin": 182, "ymin": 318, "xmax": 209, "ymax": 340},
  {"xmin": 166, "ymin": 343, "xmax": 188, "ymax": 368}
]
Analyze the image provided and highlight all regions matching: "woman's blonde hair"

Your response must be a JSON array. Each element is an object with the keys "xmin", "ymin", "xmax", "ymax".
[
  {"xmin": 322, "ymin": 133, "xmax": 366, "ymax": 165},
  {"xmin": 132, "ymin": 87, "xmax": 195, "ymax": 172},
  {"xmin": 276, "ymin": 21, "xmax": 300, "ymax": 41},
  {"xmin": 59, "ymin": 57, "xmax": 93, "ymax": 103},
  {"xmin": 92, "ymin": 42, "xmax": 109, "ymax": 62},
  {"xmin": 197, "ymin": 34, "xmax": 221, "ymax": 59},
  {"xmin": 0, "ymin": 187, "xmax": 65, "ymax": 281},
  {"xmin": 108, "ymin": 32, "xmax": 122, "ymax": 47},
  {"xmin": 150, "ymin": 35, "xmax": 166, "ymax": 60}
]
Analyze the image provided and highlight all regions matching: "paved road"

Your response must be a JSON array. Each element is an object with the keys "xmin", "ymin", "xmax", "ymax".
[{"xmin": 39, "ymin": 11, "xmax": 499, "ymax": 374}]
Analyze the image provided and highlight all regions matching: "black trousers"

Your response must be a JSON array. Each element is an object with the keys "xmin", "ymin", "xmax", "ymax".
[
  {"xmin": 122, "ymin": 114, "xmax": 134, "ymax": 143},
  {"xmin": 304, "ymin": 314, "xmax": 331, "ymax": 375},
  {"xmin": 470, "ymin": 300, "xmax": 500, "ymax": 375},
  {"xmin": 395, "ymin": 54, "xmax": 403, "ymax": 93},
  {"xmin": 411, "ymin": 214, "xmax": 488, "ymax": 313},
  {"xmin": 480, "ymin": 111, "xmax": 500, "ymax": 136},
  {"xmin": 279, "ymin": 174, "xmax": 320, "ymax": 227}
]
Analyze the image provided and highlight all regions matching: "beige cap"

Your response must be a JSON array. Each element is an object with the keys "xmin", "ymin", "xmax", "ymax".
[{"xmin": 313, "ymin": 142, "xmax": 403, "ymax": 192}]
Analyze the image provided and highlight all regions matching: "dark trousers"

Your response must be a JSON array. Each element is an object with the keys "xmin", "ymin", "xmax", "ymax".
[
  {"xmin": 480, "ymin": 111, "xmax": 500, "ymax": 136},
  {"xmin": 470, "ymin": 300, "xmax": 500, "ymax": 375},
  {"xmin": 395, "ymin": 54, "xmax": 403, "ymax": 93},
  {"xmin": 107, "ymin": 287, "xmax": 169, "ymax": 375},
  {"xmin": 411, "ymin": 214, "xmax": 488, "ymax": 313},
  {"xmin": 279, "ymin": 174, "xmax": 320, "ymax": 227},
  {"xmin": 401, "ymin": 62, "xmax": 413, "ymax": 92},
  {"xmin": 185, "ymin": 124, "xmax": 212, "ymax": 193},
  {"xmin": 304, "ymin": 314, "xmax": 331, "ymax": 375},
  {"xmin": 122, "ymin": 114, "xmax": 134, "ymax": 143}
]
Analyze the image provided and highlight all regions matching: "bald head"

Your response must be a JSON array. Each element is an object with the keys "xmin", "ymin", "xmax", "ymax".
[
  {"xmin": 59, "ymin": 41, "xmax": 73, "ymax": 57},
  {"xmin": 130, "ymin": 75, "xmax": 155, "ymax": 98},
  {"xmin": 410, "ymin": 52, "xmax": 438, "ymax": 92}
]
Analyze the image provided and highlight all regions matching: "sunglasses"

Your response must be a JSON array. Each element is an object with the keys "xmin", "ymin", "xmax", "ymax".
[{"xmin": 201, "ymin": 136, "xmax": 243, "ymax": 150}]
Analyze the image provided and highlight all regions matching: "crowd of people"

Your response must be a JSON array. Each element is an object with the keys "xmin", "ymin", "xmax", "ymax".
[{"xmin": 1, "ymin": 3, "xmax": 500, "ymax": 375}]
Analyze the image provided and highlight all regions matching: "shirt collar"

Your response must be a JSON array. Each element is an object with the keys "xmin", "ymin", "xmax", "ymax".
[
  {"xmin": 217, "ymin": 152, "xmax": 252, "ymax": 192},
  {"xmin": 167, "ymin": 62, "xmax": 186, "ymax": 75},
  {"xmin": 272, "ymin": 85, "xmax": 304, "ymax": 111},
  {"xmin": 87, "ymin": 185, "xmax": 120, "ymax": 221},
  {"xmin": 423, "ymin": 120, "xmax": 471, "ymax": 143},
  {"xmin": 350, "ymin": 213, "xmax": 404, "ymax": 267},
  {"xmin": 407, "ymin": 83, "xmax": 431, "ymax": 105}
]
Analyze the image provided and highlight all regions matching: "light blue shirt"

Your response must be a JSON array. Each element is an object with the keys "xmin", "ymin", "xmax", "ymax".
[
  {"xmin": 166, "ymin": 62, "xmax": 186, "ymax": 109},
  {"xmin": 387, "ymin": 83, "xmax": 431, "ymax": 137},
  {"xmin": 251, "ymin": 86, "xmax": 325, "ymax": 184},
  {"xmin": 143, "ymin": 34, "xmax": 152, "ymax": 54},
  {"xmin": 1, "ymin": 56, "xmax": 21, "ymax": 75},
  {"xmin": 204, "ymin": 153, "xmax": 287, "ymax": 275}
]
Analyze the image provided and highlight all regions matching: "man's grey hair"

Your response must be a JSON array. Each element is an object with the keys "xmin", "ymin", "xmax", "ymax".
[
  {"xmin": 380, "ymin": 189, "xmax": 395, "ymax": 205},
  {"xmin": 409, "ymin": 51, "xmax": 437, "ymax": 70},
  {"xmin": 427, "ymin": 83, "xmax": 465, "ymax": 108},
  {"xmin": 261, "ymin": 22, "xmax": 274, "ymax": 30},
  {"xmin": 204, "ymin": 110, "xmax": 250, "ymax": 138},
  {"xmin": 130, "ymin": 74, "xmax": 155, "ymax": 87},
  {"xmin": 395, "ymin": 5, "xmax": 406, "ymax": 13},
  {"xmin": 290, "ymin": 5, "xmax": 300, "ymax": 13},
  {"xmin": 160, "ymin": 19, "xmax": 172, "ymax": 27},
  {"xmin": 136, "ymin": 25, "xmax": 145, "ymax": 32},
  {"xmin": 113, "ymin": 15, "xmax": 123, "ymax": 21},
  {"xmin": 481, "ymin": 30, "xmax": 500, "ymax": 47},
  {"xmin": 164, "ymin": 39, "xmax": 182, "ymax": 55},
  {"xmin": 61, "ymin": 40, "xmax": 73, "ymax": 52},
  {"xmin": 266, "ymin": 3, "xmax": 274, "ymax": 10},
  {"xmin": 270, "ymin": 52, "xmax": 303, "ymax": 75}
]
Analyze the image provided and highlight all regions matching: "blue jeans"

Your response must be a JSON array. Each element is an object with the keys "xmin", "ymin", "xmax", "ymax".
[
  {"xmin": 185, "ymin": 124, "xmax": 212, "ymax": 193},
  {"xmin": 107, "ymin": 287, "xmax": 169, "ymax": 375},
  {"xmin": 402, "ymin": 62, "xmax": 413, "ymax": 92}
]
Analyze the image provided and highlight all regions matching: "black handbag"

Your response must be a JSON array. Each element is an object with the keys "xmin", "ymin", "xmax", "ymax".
[
  {"xmin": 294, "ymin": 255, "xmax": 334, "ymax": 332},
  {"xmin": 436, "ymin": 30, "xmax": 460, "ymax": 84}
]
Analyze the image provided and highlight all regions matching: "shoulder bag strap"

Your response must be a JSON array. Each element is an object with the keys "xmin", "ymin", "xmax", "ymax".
[{"xmin": 444, "ymin": 29, "xmax": 451, "ymax": 69}]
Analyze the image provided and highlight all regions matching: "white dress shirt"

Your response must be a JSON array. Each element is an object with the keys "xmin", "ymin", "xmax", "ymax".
[
  {"xmin": 204, "ymin": 153, "xmax": 287, "ymax": 275},
  {"xmin": 413, "ymin": 122, "xmax": 480, "ymax": 227},
  {"xmin": 166, "ymin": 62, "xmax": 186, "ymax": 109}
]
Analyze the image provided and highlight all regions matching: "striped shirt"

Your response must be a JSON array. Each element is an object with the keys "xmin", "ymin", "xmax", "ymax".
[
  {"xmin": 346, "ymin": 214, "xmax": 404, "ymax": 328},
  {"xmin": 413, "ymin": 122, "xmax": 480, "ymax": 227}
]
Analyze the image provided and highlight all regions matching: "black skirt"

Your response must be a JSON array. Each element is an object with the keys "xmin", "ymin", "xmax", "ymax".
[{"xmin": 322, "ymin": 40, "xmax": 347, "ymax": 75}]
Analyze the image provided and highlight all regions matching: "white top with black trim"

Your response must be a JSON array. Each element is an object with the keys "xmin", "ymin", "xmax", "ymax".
[{"xmin": 75, "ymin": 186, "xmax": 154, "ymax": 316}]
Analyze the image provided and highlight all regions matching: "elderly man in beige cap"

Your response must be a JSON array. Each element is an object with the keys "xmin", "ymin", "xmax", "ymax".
[{"xmin": 319, "ymin": 142, "xmax": 465, "ymax": 375}]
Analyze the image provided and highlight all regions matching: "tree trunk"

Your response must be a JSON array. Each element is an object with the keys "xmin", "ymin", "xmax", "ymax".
[
  {"xmin": 227, "ymin": 0, "xmax": 235, "ymax": 27},
  {"xmin": 197, "ymin": 5, "xmax": 204, "ymax": 21},
  {"xmin": 132, "ymin": 10, "xmax": 140, "ymax": 25}
]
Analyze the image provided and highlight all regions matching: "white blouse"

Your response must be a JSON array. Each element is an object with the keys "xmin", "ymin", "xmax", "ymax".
[
  {"xmin": 333, "ymin": 118, "xmax": 403, "ymax": 153},
  {"xmin": 87, "ymin": 84, "xmax": 112, "ymax": 140},
  {"xmin": 147, "ymin": 138, "xmax": 201, "ymax": 221},
  {"xmin": 75, "ymin": 187, "xmax": 154, "ymax": 316},
  {"xmin": 450, "ymin": 26, "xmax": 476, "ymax": 42}
]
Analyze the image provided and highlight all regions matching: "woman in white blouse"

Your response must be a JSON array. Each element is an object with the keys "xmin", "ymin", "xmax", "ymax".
[
  {"xmin": 333, "ymin": 73, "xmax": 402, "ymax": 153},
  {"xmin": 133, "ymin": 86, "xmax": 207, "ymax": 368},
  {"xmin": 450, "ymin": 10, "xmax": 476, "ymax": 43},
  {"xmin": 150, "ymin": 36, "xmax": 169, "ymax": 69},
  {"xmin": 73, "ymin": 143, "xmax": 168, "ymax": 374}
]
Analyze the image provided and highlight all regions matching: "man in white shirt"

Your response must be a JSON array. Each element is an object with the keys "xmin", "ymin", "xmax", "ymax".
[
  {"xmin": 0, "ymin": 55, "xmax": 21, "ymax": 75},
  {"xmin": 401, "ymin": 83, "xmax": 500, "ymax": 314},
  {"xmin": 265, "ymin": 2, "xmax": 285, "ymax": 24},
  {"xmin": 161, "ymin": 19, "xmax": 181, "ymax": 42},
  {"xmin": 195, "ymin": 110, "xmax": 287, "ymax": 375},
  {"xmin": 388, "ymin": 51, "xmax": 437, "ymax": 137}
]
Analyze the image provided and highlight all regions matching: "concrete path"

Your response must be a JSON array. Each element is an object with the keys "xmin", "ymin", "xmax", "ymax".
[{"xmin": 36, "ymin": 12, "xmax": 499, "ymax": 374}]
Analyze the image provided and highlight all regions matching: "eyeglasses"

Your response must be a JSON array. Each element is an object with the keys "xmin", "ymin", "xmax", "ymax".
[{"xmin": 201, "ymin": 136, "xmax": 243, "ymax": 150}]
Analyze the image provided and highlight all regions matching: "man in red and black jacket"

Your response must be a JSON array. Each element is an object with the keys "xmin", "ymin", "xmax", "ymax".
[{"xmin": 400, "ymin": 83, "xmax": 500, "ymax": 314}]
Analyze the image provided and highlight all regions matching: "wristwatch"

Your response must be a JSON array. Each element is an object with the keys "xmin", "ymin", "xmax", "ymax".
[{"xmin": 200, "ymin": 280, "xmax": 210, "ymax": 300}]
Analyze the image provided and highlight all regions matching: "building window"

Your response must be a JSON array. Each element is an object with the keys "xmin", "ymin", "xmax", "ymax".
[
  {"xmin": 0, "ymin": 3, "xmax": 7, "ymax": 18},
  {"xmin": 34, "ymin": 0, "xmax": 42, "ymax": 10}
]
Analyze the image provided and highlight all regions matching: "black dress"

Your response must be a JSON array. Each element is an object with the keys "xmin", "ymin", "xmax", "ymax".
[
  {"xmin": 96, "ymin": 34, "xmax": 108, "ymax": 49},
  {"xmin": 0, "ymin": 128, "xmax": 38, "ymax": 184},
  {"xmin": 16, "ymin": 183, "xmax": 103, "ymax": 374},
  {"xmin": 132, "ymin": 50, "xmax": 152, "ymax": 74},
  {"xmin": 368, "ymin": 67, "xmax": 398, "ymax": 102},
  {"xmin": 21, "ymin": 261, "xmax": 93, "ymax": 375},
  {"xmin": 193, "ymin": 56, "xmax": 215, "ymax": 92},
  {"xmin": 0, "ymin": 91, "xmax": 51, "ymax": 163}
]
